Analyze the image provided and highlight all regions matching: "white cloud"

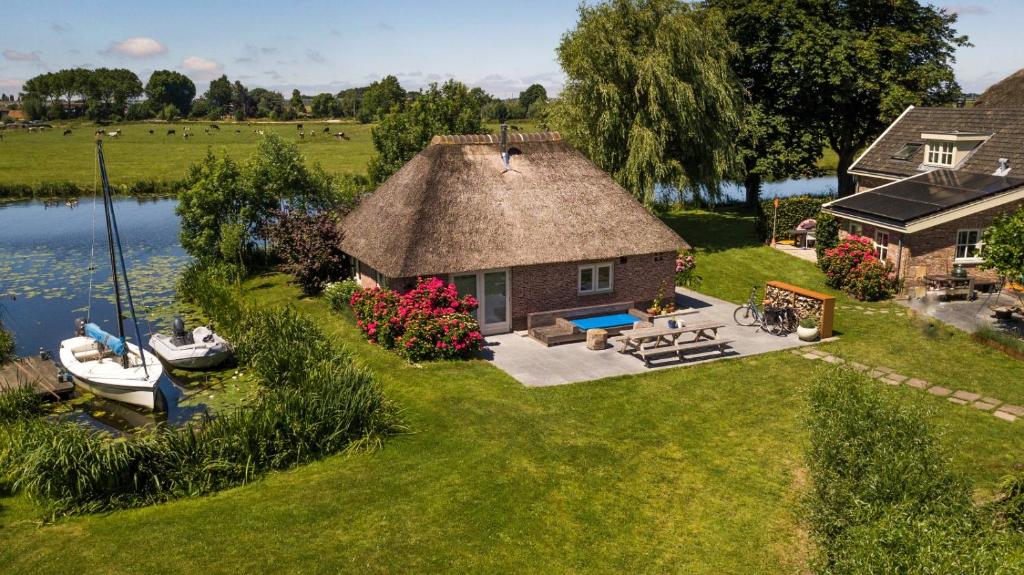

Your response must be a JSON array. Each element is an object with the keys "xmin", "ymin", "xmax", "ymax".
[
  {"xmin": 305, "ymin": 49, "xmax": 326, "ymax": 64},
  {"xmin": 182, "ymin": 56, "xmax": 224, "ymax": 81},
  {"xmin": 106, "ymin": 37, "xmax": 167, "ymax": 58},
  {"xmin": 3, "ymin": 50, "xmax": 42, "ymax": 62}
]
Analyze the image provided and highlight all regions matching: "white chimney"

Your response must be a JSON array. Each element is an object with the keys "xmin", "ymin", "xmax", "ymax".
[{"xmin": 994, "ymin": 158, "xmax": 1011, "ymax": 177}]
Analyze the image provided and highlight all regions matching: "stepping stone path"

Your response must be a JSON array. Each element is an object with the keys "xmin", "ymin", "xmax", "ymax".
[{"xmin": 792, "ymin": 347, "xmax": 1018, "ymax": 424}]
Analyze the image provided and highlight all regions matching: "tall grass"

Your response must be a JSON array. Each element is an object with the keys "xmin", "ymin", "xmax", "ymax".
[
  {"xmin": 1, "ymin": 262, "xmax": 398, "ymax": 517},
  {"xmin": 0, "ymin": 386, "xmax": 43, "ymax": 425},
  {"xmin": 0, "ymin": 179, "xmax": 184, "ymax": 200},
  {"xmin": 805, "ymin": 367, "xmax": 1021, "ymax": 572}
]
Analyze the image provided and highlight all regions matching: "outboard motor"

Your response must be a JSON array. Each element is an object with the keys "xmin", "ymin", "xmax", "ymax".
[
  {"xmin": 171, "ymin": 316, "xmax": 194, "ymax": 346},
  {"xmin": 74, "ymin": 317, "xmax": 87, "ymax": 337}
]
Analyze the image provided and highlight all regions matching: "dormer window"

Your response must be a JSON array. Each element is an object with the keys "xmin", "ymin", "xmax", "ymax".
[
  {"xmin": 926, "ymin": 142, "xmax": 955, "ymax": 166},
  {"xmin": 919, "ymin": 131, "xmax": 990, "ymax": 168}
]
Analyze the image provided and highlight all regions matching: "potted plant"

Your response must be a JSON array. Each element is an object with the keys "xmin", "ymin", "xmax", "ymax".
[{"xmin": 797, "ymin": 316, "xmax": 820, "ymax": 341}]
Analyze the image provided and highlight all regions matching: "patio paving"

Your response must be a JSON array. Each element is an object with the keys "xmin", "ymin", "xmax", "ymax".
[
  {"xmin": 771, "ymin": 242, "xmax": 818, "ymax": 263},
  {"xmin": 484, "ymin": 288, "xmax": 822, "ymax": 387},
  {"xmin": 899, "ymin": 290, "xmax": 1024, "ymax": 335}
]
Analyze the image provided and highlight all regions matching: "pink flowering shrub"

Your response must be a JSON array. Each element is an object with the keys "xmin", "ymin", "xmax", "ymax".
[
  {"xmin": 674, "ymin": 249, "xmax": 701, "ymax": 288},
  {"xmin": 819, "ymin": 235, "xmax": 898, "ymax": 300},
  {"xmin": 350, "ymin": 277, "xmax": 484, "ymax": 361}
]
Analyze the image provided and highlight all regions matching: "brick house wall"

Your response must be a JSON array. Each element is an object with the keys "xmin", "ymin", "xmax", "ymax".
[
  {"xmin": 835, "ymin": 197, "xmax": 1024, "ymax": 290},
  {"xmin": 901, "ymin": 198, "xmax": 1024, "ymax": 286},
  {"xmin": 508, "ymin": 251, "xmax": 676, "ymax": 331}
]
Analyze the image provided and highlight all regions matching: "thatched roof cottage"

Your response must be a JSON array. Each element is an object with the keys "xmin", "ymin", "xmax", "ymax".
[{"xmin": 340, "ymin": 129, "xmax": 688, "ymax": 334}]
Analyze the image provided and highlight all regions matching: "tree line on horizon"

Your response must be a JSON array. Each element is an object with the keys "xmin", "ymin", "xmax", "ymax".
[{"xmin": 9, "ymin": 68, "xmax": 549, "ymax": 126}]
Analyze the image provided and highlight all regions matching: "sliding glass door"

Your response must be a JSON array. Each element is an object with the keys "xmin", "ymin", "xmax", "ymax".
[{"xmin": 452, "ymin": 269, "xmax": 509, "ymax": 335}]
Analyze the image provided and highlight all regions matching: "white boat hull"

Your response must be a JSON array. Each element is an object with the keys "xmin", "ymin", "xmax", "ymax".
[
  {"xmin": 149, "ymin": 327, "xmax": 231, "ymax": 370},
  {"xmin": 59, "ymin": 336, "xmax": 163, "ymax": 410}
]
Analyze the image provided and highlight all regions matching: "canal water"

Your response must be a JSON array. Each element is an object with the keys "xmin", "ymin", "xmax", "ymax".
[{"xmin": 0, "ymin": 196, "xmax": 203, "ymax": 428}]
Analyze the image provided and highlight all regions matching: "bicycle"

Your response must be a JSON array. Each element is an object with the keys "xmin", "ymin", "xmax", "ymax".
[{"xmin": 733, "ymin": 285, "xmax": 798, "ymax": 336}]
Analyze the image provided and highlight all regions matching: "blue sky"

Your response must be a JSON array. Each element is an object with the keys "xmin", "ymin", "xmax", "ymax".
[{"xmin": 0, "ymin": 1, "xmax": 1017, "ymax": 98}]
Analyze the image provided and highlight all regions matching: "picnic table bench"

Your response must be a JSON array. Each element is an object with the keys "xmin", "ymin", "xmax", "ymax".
[{"xmin": 617, "ymin": 321, "xmax": 731, "ymax": 366}]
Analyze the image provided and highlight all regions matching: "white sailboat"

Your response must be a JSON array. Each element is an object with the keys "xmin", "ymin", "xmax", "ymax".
[{"xmin": 58, "ymin": 140, "xmax": 164, "ymax": 411}]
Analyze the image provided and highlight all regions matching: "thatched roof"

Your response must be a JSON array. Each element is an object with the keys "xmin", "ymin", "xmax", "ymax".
[
  {"xmin": 975, "ymin": 69, "xmax": 1024, "ymax": 108},
  {"xmin": 340, "ymin": 133, "xmax": 688, "ymax": 278}
]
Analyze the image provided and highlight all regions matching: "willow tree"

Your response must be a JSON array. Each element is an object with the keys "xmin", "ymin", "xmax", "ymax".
[{"xmin": 554, "ymin": 0, "xmax": 743, "ymax": 206}]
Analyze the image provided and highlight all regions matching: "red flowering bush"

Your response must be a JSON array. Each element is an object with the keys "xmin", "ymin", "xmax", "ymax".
[
  {"xmin": 674, "ymin": 249, "xmax": 701, "ymax": 288},
  {"xmin": 350, "ymin": 287, "xmax": 402, "ymax": 348},
  {"xmin": 819, "ymin": 235, "xmax": 898, "ymax": 300},
  {"xmin": 349, "ymin": 277, "xmax": 483, "ymax": 361}
]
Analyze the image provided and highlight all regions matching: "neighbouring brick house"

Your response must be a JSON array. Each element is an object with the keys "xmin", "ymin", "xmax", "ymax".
[
  {"xmin": 822, "ymin": 106, "xmax": 1024, "ymax": 295},
  {"xmin": 339, "ymin": 129, "xmax": 688, "ymax": 334}
]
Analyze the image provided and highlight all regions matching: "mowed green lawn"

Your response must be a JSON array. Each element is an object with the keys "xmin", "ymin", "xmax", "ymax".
[
  {"xmin": 0, "ymin": 121, "xmax": 539, "ymax": 188},
  {"xmin": 2, "ymin": 209, "xmax": 1022, "ymax": 573}
]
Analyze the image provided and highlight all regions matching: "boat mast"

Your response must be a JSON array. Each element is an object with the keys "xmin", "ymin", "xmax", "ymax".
[{"xmin": 96, "ymin": 140, "xmax": 130, "ymax": 369}]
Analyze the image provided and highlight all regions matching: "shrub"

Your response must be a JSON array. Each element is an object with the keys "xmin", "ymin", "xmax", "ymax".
[
  {"xmin": 265, "ymin": 209, "xmax": 348, "ymax": 295},
  {"xmin": 0, "ymin": 321, "xmax": 14, "ymax": 365},
  {"xmin": 324, "ymin": 279, "xmax": 359, "ymax": 312},
  {"xmin": 674, "ymin": 249, "xmax": 701, "ymax": 288},
  {"xmin": 754, "ymin": 195, "xmax": 832, "ymax": 241},
  {"xmin": 814, "ymin": 211, "xmax": 840, "ymax": 261},
  {"xmin": 819, "ymin": 235, "xmax": 897, "ymax": 300},
  {"xmin": 806, "ymin": 367, "xmax": 1017, "ymax": 572},
  {"xmin": 350, "ymin": 287, "xmax": 403, "ymax": 348},
  {"xmin": 350, "ymin": 277, "xmax": 483, "ymax": 361}
]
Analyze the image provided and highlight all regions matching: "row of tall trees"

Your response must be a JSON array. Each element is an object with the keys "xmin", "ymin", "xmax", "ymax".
[{"xmin": 21, "ymin": 68, "xmax": 143, "ymax": 121}]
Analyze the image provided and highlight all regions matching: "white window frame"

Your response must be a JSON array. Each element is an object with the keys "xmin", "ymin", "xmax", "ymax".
[
  {"xmin": 954, "ymin": 229, "xmax": 984, "ymax": 263},
  {"xmin": 925, "ymin": 141, "xmax": 955, "ymax": 166},
  {"xmin": 578, "ymin": 262, "xmax": 614, "ymax": 295},
  {"xmin": 874, "ymin": 230, "xmax": 890, "ymax": 261}
]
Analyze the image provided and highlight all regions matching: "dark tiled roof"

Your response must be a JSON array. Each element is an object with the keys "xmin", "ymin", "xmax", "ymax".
[
  {"xmin": 826, "ymin": 169, "xmax": 1024, "ymax": 227},
  {"xmin": 850, "ymin": 107, "xmax": 1024, "ymax": 179}
]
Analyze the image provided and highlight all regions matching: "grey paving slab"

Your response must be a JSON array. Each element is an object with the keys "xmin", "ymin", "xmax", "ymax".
[
  {"xmin": 905, "ymin": 378, "xmax": 930, "ymax": 389},
  {"xmin": 927, "ymin": 386, "xmax": 953, "ymax": 397},
  {"xmin": 885, "ymin": 373, "xmax": 908, "ymax": 383},
  {"xmin": 802, "ymin": 353, "xmax": 820, "ymax": 360},
  {"xmin": 1000, "ymin": 404, "xmax": 1024, "ymax": 416},
  {"xmin": 981, "ymin": 397, "xmax": 1002, "ymax": 407},
  {"xmin": 948, "ymin": 397, "xmax": 969, "ymax": 405},
  {"xmin": 973, "ymin": 401, "xmax": 998, "ymax": 411},
  {"xmin": 850, "ymin": 362, "xmax": 869, "ymax": 371},
  {"xmin": 994, "ymin": 410, "xmax": 1018, "ymax": 423},
  {"xmin": 875, "ymin": 366, "xmax": 895, "ymax": 374},
  {"xmin": 953, "ymin": 390, "xmax": 981, "ymax": 402},
  {"xmin": 822, "ymin": 355, "xmax": 844, "ymax": 364},
  {"xmin": 486, "ymin": 287, "xmax": 821, "ymax": 387}
]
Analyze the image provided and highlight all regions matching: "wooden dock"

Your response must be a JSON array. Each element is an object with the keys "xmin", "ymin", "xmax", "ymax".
[{"xmin": 0, "ymin": 356, "xmax": 75, "ymax": 399}]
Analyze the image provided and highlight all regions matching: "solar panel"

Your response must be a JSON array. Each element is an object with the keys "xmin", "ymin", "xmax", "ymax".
[{"xmin": 830, "ymin": 169, "xmax": 1024, "ymax": 224}]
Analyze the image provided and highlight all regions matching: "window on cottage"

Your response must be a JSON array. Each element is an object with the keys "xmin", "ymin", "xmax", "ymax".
[
  {"xmin": 874, "ymin": 231, "xmax": 890, "ymax": 261},
  {"xmin": 579, "ymin": 262, "xmax": 613, "ymax": 294},
  {"xmin": 892, "ymin": 143, "xmax": 922, "ymax": 160},
  {"xmin": 955, "ymin": 229, "xmax": 983, "ymax": 262},
  {"xmin": 848, "ymin": 222, "xmax": 863, "ymax": 236},
  {"xmin": 375, "ymin": 270, "xmax": 389, "ymax": 289},
  {"xmin": 925, "ymin": 142, "xmax": 955, "ymax": 166}
]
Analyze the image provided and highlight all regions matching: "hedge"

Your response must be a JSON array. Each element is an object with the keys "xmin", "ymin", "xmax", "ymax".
[{"xmin": 754, "ymin": 194, "xmax": 833, "ymax": 242}]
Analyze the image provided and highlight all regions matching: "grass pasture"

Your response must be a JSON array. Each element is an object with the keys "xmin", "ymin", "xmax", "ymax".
[
  {"xmin": 2, "ymin": 208, "xmax": 1022, "ymax": 573},
  {"xmin": 0, "ymin": 121, "xmax": 540, "ymax": 191},
  {"xmin": 0, "ymin": 121, "xmax": 377, "ymax": 188}
]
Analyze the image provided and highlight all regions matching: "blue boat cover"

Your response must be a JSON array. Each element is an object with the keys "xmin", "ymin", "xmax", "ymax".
[
  {"xmin": 570, "ymin": 313, "xmax": 638, "ymax": 331},
  {"xmin": 84, "ymin": 323, "xmax": 126, "ymax": 356}
]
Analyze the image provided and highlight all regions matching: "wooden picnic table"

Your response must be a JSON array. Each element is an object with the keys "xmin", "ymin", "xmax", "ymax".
[{"xmin": 617, "ymin": 322, "xmax": 731, "ymax": 366}]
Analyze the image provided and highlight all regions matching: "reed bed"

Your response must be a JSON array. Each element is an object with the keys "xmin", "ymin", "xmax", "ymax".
[
  {"xmin": 0, "ymin": 263, "xmax": 398, "ymax": 517},
  {"xmin": 0, "ymin": 180, "xmax": 184, "ymax": 200}
]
